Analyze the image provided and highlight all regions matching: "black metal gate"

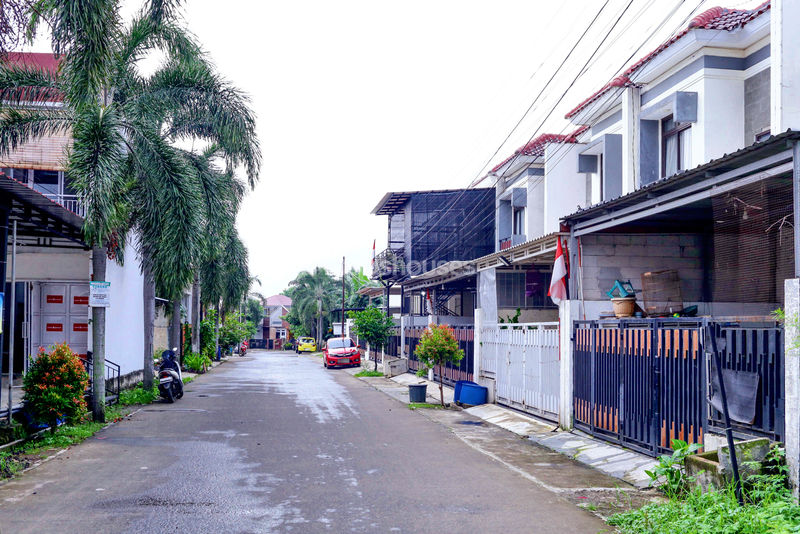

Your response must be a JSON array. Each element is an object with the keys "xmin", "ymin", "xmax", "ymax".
[{"xmin": 573, "ymin": 318, "xmax": 784, "ymax": 456}]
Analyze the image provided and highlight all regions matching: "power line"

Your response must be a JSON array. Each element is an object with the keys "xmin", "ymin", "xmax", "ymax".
[
  {"xmin": 420, "ymin": 0, "xmax": 713, "ymax": 266},
  {"xmin": 400, "ymin": 0, "xmax": 616, "ymax": 263},
  {"xmin": 418, "ymin": 0, "xmax": 641, "ymax": 265}
]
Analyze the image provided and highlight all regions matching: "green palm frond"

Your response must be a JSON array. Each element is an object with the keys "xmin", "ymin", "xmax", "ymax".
[
  {"xmin": 0, "ymin": 62, "xmax": 63, "ymax": 106},
  {"xmin": 68, "ymin": 105, "xmax": 127, "ymax": 246},
  {"xmin": 126, "ymin": 124, "xmax": 204, "ymax": 299},
  {"xmin": 139, "ymin": 58, "xmax": 261, "ymax": 186},
  {"xmin": 37, "ymin": 0, "xmax": 121, "ymax": 107},
  {"xmin": 0, "ymin": 107, "xmax": 73, "ymax": 157}
]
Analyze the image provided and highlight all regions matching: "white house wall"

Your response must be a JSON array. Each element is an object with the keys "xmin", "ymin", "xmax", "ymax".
[
  {"xmin": 95, "ymin": 244, "xmax": 145, "ymax": 377},
  {"xmin": 543, "ymin": 143, "xmax": 586, "ymax": 234},
  {"xmin": 527, "ymin": 173, "xmax": 545, "ymax": 239},
  {"xmin": 7, "ymin": 247, "xmax": 90, "ymax": 281}
]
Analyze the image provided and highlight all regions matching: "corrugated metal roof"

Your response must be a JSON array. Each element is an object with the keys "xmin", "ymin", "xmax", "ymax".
[{"xmin": 371, "ymin": 187, "xmax": 493, "ymax": 216}]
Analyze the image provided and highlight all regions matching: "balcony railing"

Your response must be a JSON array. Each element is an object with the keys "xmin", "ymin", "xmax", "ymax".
[
  {"xmin": 43, "ymin": 194, "xmax": 85, "ymax": 217},
  {"xmin": 372, "ymin": 248, "xmax": 406, "ymax": 281}
]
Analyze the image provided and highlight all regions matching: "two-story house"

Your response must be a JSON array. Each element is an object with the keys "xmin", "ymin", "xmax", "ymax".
[
  {"xmin": 263, "ymin": 294, "xmax": 291, "ymax": 343},
  {"xmin": 467, "ymin": 2, "xmax": 798, "ymax": 460},
  {"xmin": 0, "ymin": 52, "xmax": 147, "ymax": 396}
]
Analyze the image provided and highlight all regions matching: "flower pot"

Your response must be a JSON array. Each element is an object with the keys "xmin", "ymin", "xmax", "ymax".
[
  {"xmin": 611, "ymin": 297, "xmax": 636, "ymax": 318},
  {"xmin": 408, "ymin": 383, "xmax": 427, "ymax": 403}
]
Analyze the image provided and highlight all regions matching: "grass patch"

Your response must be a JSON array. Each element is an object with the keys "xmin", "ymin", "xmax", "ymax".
[
  {"xmin": 0, "ymin": 451, "xmax": 24, "ymax": 477},
  {"xmin": 609, "ymin": 447, "xmax": 800, "ymax": 534},
  {"xmin": 608, "ymin": 485, "xmax": 800, "ymax": 533},
  {"xmin": 119, "ymin": 383, "xmax": 159, "ymax": 406},
  {"xmin": 18, "ymin": 406, "xmax": 123, "ymax": 455},
  {"xmin": 354, "ymin": 370, "xmax": 383, "ymax": 377},
  {"xmin": 408, "ymin": 403, "xmax": 443, "ymax": 410},
  {"xmin": 183, "ymin": 376, "xmax": 194, "ymax": 385}
]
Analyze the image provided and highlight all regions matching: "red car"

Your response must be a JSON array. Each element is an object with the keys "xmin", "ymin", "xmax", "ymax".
[{"xmin": 323, "ymin": 337, "xmax": 361, "ymax": 369}]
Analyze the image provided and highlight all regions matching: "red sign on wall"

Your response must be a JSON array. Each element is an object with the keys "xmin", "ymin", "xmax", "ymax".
[
  {"xmin": 46, "ymin": 295, "xmax": 64, "ymax": 304},
  {"xmin": 74, "ymin": 296, "xmax": 89, "ymax": 306},
  {"xmin": 46, "ymin": 323, "xmax": 63, "ymax": 332},
  {"xmin": 73, "ymin": 323, "xmax": 88, "ymax": 332}
]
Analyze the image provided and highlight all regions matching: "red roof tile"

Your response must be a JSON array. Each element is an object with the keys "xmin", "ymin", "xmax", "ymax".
[
  {"xmin": 490, "ymin": 126, "xmax": 588, "ymax": 174},
  {"xmin": 565, "ymin": 2, "xmax": 770, "ymax": 119},
  {"xmin": 266, "ymin": 294, "xmax": 292, "ymax": 306},
  {"xmin": 3, "ymin": 52, "xmax": 61, "ymax": 73}
]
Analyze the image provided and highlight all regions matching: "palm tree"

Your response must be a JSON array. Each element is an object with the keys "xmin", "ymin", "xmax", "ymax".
[
  {"xmin": 0, "ymin": 0, "xmax": 261, "ymax": 418},
  {"xmin": 346, "ymin": 267, "xmax": 380, "ymax": 309},
  {"xmin": 290, "ymin": 268, "xmax": 339, "ymax": 347}
]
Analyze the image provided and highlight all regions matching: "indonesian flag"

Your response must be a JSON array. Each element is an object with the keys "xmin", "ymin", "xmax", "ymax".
[
  {"xmin": 371, "ymin": 239, "xmax": 376, "ymax": 266},
  {"xmin": 426, "ymin": 289, "xmax": 433, "ymax": 315},
  {"xmin": 548, "ymin": 238, "xmax": 568, "ymax": 305}
]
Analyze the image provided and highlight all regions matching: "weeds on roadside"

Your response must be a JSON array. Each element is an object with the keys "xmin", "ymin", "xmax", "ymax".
[
  {"xmin": 408, "ymin": 403, "xmax": 444, "ymax": 410},
  {"xmin": 354, "ymin": 370, "xmax": 383, "ymax": 378},
  {"xmin": 645, "ymin": 439, "xmax": 701, "ymax": 498},
  {"xmin": 119, "ymin": 383, "xmax": 159, "ymax": 406},
  {"xmin": 610, "ymin": 446, "xmax": 800, "ymax": 533}
]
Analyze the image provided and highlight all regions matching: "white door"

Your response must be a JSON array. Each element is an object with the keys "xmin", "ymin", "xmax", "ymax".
[{"xmin": 33, "ymin": 282, "xmax": 89, "ymax": 358}]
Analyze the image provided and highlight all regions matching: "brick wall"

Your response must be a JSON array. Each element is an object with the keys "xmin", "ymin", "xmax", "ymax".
[
  {"xmin": 579, "ymin": 233, "xmax": 704, "ymax": 301},
  {"xmin": 0, "ymin": 132, "xmax": 72, "ymax": 170},
  {"xmin": 744, "ymin": 68, "xmax": 770, "ymax": 144}
]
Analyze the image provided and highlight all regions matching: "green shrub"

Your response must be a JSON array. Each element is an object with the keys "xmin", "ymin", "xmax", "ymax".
[
  {"xmin": 23, "ymin": 343, "xmax": 89, "ymax": 432},
  {"xmin": 118, "ymin": 383, "xmax": 158, "ymax": 406},
  {"xmin": 184, "ymin": 352, "xmax": 212, "ymax": 373},
  {"xmin": 611, "ymin": 446, "xmax": 800, "ymax": 533},
  {"xmin": 645, "ymin": 438, "xmax": 702, "ymax": 498}
]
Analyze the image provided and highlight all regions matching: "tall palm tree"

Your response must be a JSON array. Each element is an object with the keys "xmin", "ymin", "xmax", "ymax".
[
  {"xmin": 290, "ymin": 268, "xmax": 339, "ymax": 346},
  {"xmin": 0, "ymin": 0, "xmax": 261, "ymax": 418}
]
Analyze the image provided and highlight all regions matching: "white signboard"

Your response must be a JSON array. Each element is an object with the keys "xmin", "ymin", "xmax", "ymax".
[{"xmin": 89, "ymin": 281, "xmax": 111, "ymax": 308}]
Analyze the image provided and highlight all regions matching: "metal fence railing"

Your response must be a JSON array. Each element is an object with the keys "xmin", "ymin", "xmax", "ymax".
[{"xmin": 573, "ymin": 318, "xmax": 784, "ymax": 456}]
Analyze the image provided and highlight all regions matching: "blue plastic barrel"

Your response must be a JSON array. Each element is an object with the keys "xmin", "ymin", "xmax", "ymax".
[{"xmin": 455, "ymin": 381, "xmax": 487, "ymax": 406}]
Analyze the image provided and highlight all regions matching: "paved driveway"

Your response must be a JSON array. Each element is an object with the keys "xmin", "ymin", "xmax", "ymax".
[{"xmin": 0, "ymin": 350, "xmax": 607, "ymax": 533}]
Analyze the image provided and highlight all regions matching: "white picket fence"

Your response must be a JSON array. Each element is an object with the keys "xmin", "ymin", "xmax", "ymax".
[{"xmin": 480, "ymin": 322, "xmax": 560, "ymax": 421}]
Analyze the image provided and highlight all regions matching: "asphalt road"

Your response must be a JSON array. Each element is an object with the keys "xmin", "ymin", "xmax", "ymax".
[{"xmin": 0, "ymin": 350, "xmax": 607, "ymax": 533}]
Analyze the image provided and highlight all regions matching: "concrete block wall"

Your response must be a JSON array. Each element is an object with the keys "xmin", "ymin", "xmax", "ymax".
[
  {"xmin": 745, "ymin": 67, "xmax": 771, "ymax": 144},
  {"xmin": 579, "ymin": 233, "xmax": 704, "ymax": 301}
]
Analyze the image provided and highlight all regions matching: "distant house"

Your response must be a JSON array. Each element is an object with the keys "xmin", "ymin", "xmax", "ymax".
[{"xmin": 263, "ymin": 295, "xmax": 292, "ymax": 341}]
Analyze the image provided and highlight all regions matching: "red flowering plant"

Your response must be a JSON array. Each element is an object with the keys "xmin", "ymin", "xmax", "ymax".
[
  {"xmin": 415, "ymin": 324, "xmax": 464, "ymax": 406},
  {"xmin": 22, "ymin": 343, "xmax": 90, "ymax": 432}
]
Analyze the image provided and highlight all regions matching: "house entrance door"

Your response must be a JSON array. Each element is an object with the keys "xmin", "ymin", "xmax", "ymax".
[{"xmin": 31, "ymin": 282, "xmax": 90, "ymax": 359}]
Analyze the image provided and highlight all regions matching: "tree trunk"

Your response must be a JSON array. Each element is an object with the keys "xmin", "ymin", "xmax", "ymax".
[
  {"xmin": 191, "ymin": 273, "xmax": 200, "ymax": 354},
  {"xmin": 316, "ymin": 300, "xmax": 323, "ymax": 348},
  {"xmin": 170, "ymin": 296, "xmax": 182, "ymax": 355},
  {"xmin": 373, "ymin": 342, "xmax": 377, "ymax": 372},
  {"xmin": 91, "ymin": 247, "xmax": 106, "ymax": 423},
  {"xmin": 142, "ymin": 261, "xmax": 155, "ymax": 390},
  {"xmin": 438, "ymin": 362, "xmax": 444, "ymax": 406},
  {"xmin": 214, "ymin": 301, "xmax": 220, "ymax": 360}
]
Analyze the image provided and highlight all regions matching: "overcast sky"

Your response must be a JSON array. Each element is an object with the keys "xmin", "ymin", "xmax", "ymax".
[{"xmin": 29, "ymin": 0, "xmax": 764, "ymax": 297}]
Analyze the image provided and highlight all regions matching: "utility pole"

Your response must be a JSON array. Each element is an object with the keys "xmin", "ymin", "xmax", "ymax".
[{"xmin": 342, "ymin": 256, "xmax": 346, "ymax": 337}]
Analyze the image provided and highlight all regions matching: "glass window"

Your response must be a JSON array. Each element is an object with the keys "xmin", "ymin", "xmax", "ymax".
[
  {"xmin": 63, "ymin": 173, "xmax": 77, "ymax": 196},
  {"xmin": 662, "ymin": 115, "xmax": 691, "ymax": 178},
  {"xmin": 32, "ymin": 169, "xmax": 59, "ymax": 196},
  {"xmin": 513, "ymin": 207, "xmax": 525, "ymax": 235},
  {"xmin": 1, "ymin": 168, "xmax": 29, "ymax": 182},
  {"xmin": 327, "ymin": 338, "xmax": 354, "ymax": 349},
  {"xmin": 497, "ymin": 271, "xmax": 553, "ymax": 309}
]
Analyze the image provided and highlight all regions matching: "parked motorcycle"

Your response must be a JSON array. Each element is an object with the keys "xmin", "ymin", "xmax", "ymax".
[{"xmin": 158, "ymin": 348, "xmax": 184, "ymax": 403}]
